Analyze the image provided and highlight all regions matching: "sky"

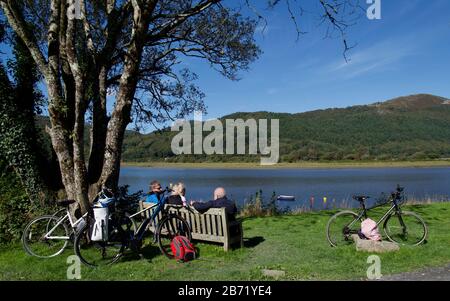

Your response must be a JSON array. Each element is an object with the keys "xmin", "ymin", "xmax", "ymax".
[
  {"xmin": 189, "ymin": 0, "xmax": 450, "ymax": 119},
  {"xmin": 1, "ymin": 0, "xmax": 450, "ymax": 129}
]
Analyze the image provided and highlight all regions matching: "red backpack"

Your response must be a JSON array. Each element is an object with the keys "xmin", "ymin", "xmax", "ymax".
[{"xmin": 170, "ymin": 236, "xmax": 196, "ymax": 262}]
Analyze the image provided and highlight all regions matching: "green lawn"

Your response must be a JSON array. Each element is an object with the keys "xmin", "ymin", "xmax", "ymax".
[{"xmin": 1, "ymin": 202, "xmax": 450, "ymax": 280}]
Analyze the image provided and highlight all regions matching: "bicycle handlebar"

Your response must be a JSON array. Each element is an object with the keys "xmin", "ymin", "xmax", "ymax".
[
  {"xmin": 396, "ymin": 184, "xmax": 404, "ymax": 192},
  {"xmin": 389, "ymin": 184, "xmax": 405, "ymax": 202}
]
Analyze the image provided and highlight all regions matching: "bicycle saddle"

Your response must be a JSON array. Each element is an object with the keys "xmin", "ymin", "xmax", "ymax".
[
  {"xmin": 56, "ymin": 199, "xmax": 76, "ymax": 207},
  {"xmin": 352, "ymin": 195, "xmax": 370, "ymax": 202}
]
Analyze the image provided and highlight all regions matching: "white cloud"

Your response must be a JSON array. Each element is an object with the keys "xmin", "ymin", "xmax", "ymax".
[{"xmin": 324, "ymin": 36, "xmax": 418, "ymax": 79}]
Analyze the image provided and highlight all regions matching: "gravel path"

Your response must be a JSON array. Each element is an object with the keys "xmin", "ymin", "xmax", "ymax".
[{"xmin": 380, "ymin": 264, "xmax": 450, "ymax": 281}]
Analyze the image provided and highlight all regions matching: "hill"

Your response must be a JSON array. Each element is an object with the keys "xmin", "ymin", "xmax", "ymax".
[
  {"xmin": 35, "ymin": 94, "xmax": 450, "ymax": 163},
  {"xmin": 121, "ymin": 94, "xmax": 450, "ymax": 162}
]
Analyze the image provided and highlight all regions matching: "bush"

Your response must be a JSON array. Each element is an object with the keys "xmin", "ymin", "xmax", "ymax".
[
  {"xmin": 0, "ymin": 161, "xmax": 30, "ymax": 243},
  {"xmin": 240, "ymin": 190, "xmax": 282, "ymax": 218},
  {"xmin": 0, "ymin": 160, "xmax": 54, "ymax": 244}
]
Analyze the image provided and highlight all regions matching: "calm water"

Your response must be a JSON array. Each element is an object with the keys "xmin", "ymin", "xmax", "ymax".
[{"xmin": 119, "ymin": 167, "xmax": 450, "ymax": 210}]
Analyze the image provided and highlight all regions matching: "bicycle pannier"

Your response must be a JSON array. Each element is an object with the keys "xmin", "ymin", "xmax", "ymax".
[
  {"xmin": 91, "ymin": 207, "xmax": 109, "ymax": 241},
  {"xmin": 170, "ymin": 236, "xmax": 196, "ymax": 262}
]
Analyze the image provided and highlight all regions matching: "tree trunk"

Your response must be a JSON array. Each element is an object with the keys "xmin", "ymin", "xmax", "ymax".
[
  {"xmin": 65, "ymin": 11, "xmax": 90, "ymax": 212},
  {"xmin": 88, "ymin": 67, "xmax": 108, "ymax": 185},
  {"xmin": 99, "ymin": 4, "xmax": 153, "ymax": 189}
]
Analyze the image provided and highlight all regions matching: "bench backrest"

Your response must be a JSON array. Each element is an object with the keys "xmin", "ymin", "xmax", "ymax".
[{"xmin": 139, "ymin": 201, "xmax": 231, "ymax": 243}]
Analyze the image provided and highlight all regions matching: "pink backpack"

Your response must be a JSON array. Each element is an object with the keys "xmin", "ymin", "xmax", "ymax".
[{"xmin": 360, "ymin": 218, "xmax": 382, "ymax": 241}]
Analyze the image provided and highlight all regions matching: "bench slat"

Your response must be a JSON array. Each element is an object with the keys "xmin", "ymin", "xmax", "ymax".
[
  {"xmin": 206, "ymin": 214, "xmax": 212, "ymax": 235},
  {"xmin": 200, "ymin": 214, "xmax": 207, "ymax": 235},
  {"xmin": 195, "ymin": 210, "xmax": 201, "ymax": 234},
  {"xmin": 188, "ymin": 211, "xmax": 195, "ymax": 233},
  {"xmin": 211, "ymin": 214, "xmax": 217, "ymax": 236}
]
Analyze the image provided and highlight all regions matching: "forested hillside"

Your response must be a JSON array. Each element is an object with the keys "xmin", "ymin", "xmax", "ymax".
[{"xmin": 39, "ymin": 94, "xmax": 450, "ymax": 163}]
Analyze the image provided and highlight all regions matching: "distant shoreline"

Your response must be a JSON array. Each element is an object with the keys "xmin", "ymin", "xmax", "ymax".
[{"xmin": 121, "ymin": 160, "xmax": 450, "ymax": 169}]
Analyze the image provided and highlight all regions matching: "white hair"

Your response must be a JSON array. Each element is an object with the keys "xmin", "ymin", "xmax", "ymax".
[{"xmin": 172, "ymin": 182, "xmax": 186, "ymax": 196}]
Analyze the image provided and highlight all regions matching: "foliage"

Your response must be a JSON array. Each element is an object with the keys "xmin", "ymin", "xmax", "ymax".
[
  {"xmin": 0, "ymin": 160, "xmax": 28, "ymax": 243},
  {"xmin": 0, "ymin": 160, "xmax": 56, "ymax": 244},
  {"xmin": 0, "ymin": 64, "xmax": 45, "ymax": 201},
  {"xmin": 240, "ymin": 190, "xmax": 282, "ymax": 217}
]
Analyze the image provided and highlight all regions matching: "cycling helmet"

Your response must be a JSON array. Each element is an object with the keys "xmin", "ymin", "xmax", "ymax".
[{"xmin": 94, "ymin": 188, "xmax": 115, "ymax": 208}]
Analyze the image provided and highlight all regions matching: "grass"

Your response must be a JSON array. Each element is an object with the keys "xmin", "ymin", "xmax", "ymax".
[
  {"xmin": 1, "ymin": 202, "xmax": 450, "ymax": 280},
  {"xmin": 121, "ymin": 160, "xmax": 450, "ymax": 169}
]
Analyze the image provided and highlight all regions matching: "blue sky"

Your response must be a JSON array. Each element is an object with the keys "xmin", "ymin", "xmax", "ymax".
[
  {"xmin": 1, "ymin": 0, "xmax": 449, "ymax": 126},
  {"xmin": 190, "ymin": 0, "xmax": 450, "ymax": 119}
]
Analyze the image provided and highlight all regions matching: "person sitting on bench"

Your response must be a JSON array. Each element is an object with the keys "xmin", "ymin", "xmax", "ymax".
[
  {"xmin": 144, "ymin": 180, "xmax": 164, "ymax": 204},
  {"xmin": 191, "ymin": 187, "xmax": 237, "ymax": 221},
  {"xmin": 166, "ymin": 182, "xmax": 186, "ymax": 206}
]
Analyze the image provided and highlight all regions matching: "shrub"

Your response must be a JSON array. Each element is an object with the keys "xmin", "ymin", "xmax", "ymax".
[
  {"xmin": 0, "ymin": 161, "xmax": 30, "ymax": 243},
  {"xmin": 0, "ymin": 160, "xmax": 54, "ymax": 244},
  {"xmin": 240, "ymin": 190, "xmax": 282, "ymax": 218}
]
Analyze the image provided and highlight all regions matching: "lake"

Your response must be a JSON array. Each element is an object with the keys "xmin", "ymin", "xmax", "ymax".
[{"xmin": 119, "ymin": 166, "xmax": 450, "ymax": 210}]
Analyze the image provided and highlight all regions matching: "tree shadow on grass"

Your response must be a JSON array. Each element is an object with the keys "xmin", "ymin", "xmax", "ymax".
[
  {"xmin": 243, "ymin": 236, "xmax": 265, "ymax": 248},
  {"xmin": 120, "ymin": 244, "xmax": 162, "ymax": 263}
]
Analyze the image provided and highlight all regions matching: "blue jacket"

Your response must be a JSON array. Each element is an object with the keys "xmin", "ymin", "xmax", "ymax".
[{"xmin": 144, "ymin": 192, "xmax": 163, "ymax": 204}]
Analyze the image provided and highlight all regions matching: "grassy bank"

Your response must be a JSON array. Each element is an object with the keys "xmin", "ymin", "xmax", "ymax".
[
  {"xmin": 121, "ymin": 160, "xmax": 450, "ymax": 169},
  {"xmin": 1, "ymin": 202, "xmax": 450, "ymax": 280}
]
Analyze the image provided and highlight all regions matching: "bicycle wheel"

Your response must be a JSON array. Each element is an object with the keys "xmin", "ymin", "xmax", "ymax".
[
  {"xmin": 157, "ymin": 214, "xmax": 192, "ymax": 259},
  {"xmin": 52, "ymin": 208, "xmax": 67, "ymax": 220},
  {"xmin": 74, "ymin": 219, "xmax": 126, "ymax": 267},
  {"xmin": 326, "ymin": 210, "xmax": 361, "ymax": 247},
  {"xmin": 383, "ymin": 211, "xmax": 428, "ymax": 246},
  {"xmin": 22, "ymin": 215, "xmax": 70, "ymax": 258}
]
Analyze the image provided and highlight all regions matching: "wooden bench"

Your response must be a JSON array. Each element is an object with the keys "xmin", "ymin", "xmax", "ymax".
[{"xmin": 139, "ymin": 201, "xmax": 243, "ymax": 251}]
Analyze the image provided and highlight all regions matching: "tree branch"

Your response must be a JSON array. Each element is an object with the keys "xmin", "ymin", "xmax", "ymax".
[
  {"xmin": 147, "ymin": 0, "xmax": 220, "ymax": 43},
  {"xmin": 0, "ymin": 0, "xmax": 48, "ymax": 75}
]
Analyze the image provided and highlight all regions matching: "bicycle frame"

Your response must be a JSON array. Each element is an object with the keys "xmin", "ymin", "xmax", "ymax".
[
  {"xmin": 128, "ymin": 202, "xmax": 161, "ymax": 241},
  {"xmin": 346, "ymin": 198, "xmax": 404, "ymax": 233},
  {"xmin": 44, "ymin": 210, "xmax": 87, "ymax": 240}
]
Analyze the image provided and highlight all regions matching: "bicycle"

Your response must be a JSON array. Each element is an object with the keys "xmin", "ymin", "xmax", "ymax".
[
  {"xmin": 22, "ymin": 199, "xmax": 88, "ymax": 258},
  {"xmin": 22, "ymin": 187, "xmax": 139, "ymax": 259},
  {"xmin": 326, "ymin": 185, "xmax": 428, "ymax": 247},
  {"xmin": 74, "ymin": 187, "xmax": 192, "ymax": 267}
]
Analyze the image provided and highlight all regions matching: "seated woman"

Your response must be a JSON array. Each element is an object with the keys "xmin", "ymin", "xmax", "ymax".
[{"xmin": 166, "ymin": 182, "xmax": 187, "ymax": 206}]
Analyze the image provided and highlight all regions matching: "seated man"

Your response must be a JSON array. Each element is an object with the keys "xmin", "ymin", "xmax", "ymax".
[
  {"xmin": 191, "ymin": 187, "xmax": 237, "ymax": 221},
  {"xmin": 144, "ymin": 180, "xmax": 164, "ymax": 204}
]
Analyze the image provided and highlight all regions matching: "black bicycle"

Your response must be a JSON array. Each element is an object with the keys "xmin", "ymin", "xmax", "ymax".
[
  {"xmin": 74, "ymin": 187, "xmax": 192, "ymax": 267},
  {"xmin": 326, "ymin": 185, "xmax": 428, "ymax": 247}
]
